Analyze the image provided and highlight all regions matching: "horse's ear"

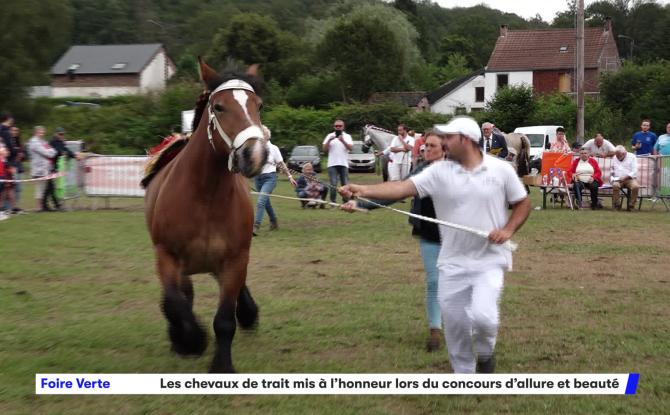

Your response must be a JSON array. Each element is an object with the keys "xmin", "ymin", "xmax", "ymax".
[
  {"xmin": 198, "ymin": 56, "xmax": 218, "ymax": 90},
  {"xmin": 246, "ymin": 64, "xmax": 260, "ymax": 77}
]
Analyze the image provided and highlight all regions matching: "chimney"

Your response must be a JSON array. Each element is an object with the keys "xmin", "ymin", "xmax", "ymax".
[
  {"xmin": 500, "ymin": 24, "xmax": 508, "ymax": 37},
  {"xmin": 604, "ymin": 17, "xmax": 612, "ymax": 33}
]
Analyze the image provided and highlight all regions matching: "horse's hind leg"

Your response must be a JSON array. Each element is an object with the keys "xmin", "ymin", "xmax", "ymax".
[
  {"xmin": 156, "ymin": 247, "xmax": 207, "ymax": 356},
  {"xmin": 210, "ymin": 256, "xmax": 249, "ymax": 373},
  {"xmin": 236, "ymin": 284, "xmax": 259, "ymax": 329}
]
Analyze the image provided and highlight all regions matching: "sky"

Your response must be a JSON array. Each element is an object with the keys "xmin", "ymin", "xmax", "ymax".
[{"xmin": 434, "ymin": 0, "xmax": 670, "ymax": 23}]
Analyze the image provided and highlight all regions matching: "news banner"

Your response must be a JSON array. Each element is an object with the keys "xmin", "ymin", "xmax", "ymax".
[{"xmin": 36, "ymin": 373, "xmax": 639, "ymax": 395}]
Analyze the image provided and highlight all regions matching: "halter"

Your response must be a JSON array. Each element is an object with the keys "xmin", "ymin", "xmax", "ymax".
[{"xmin": 206, "ymin": 79, "xmax": 264, "ymax": 171}]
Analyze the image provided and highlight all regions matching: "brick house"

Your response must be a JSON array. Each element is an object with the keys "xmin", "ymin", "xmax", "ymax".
[
  {"xmin": 484, "ymin": 19, "xmax": 621, "ymax": 102},
  {"xmin": 51, "ymin": 44, "xmax": 176, "ymax": 98}
]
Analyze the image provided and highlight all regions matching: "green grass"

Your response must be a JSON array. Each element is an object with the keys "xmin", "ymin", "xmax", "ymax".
[{"xmin": 1, "ymin": 173, "xmax": 669, "ymax": 414}]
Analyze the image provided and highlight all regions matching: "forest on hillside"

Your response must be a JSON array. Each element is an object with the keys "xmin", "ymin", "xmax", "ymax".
[
  {"xmin": 3, "ymin": 0, "xmax": 670, "ymax": 110},
  {"xmin": 2, "ymin": 0, "xmax": 669, "ymax": 154}
]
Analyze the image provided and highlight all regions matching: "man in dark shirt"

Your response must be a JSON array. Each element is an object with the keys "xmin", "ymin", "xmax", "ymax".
[
  {"xmin": 44, "ymin": 127, "xmax": 79, "ymax": 211},
  {"xmin": 479, "ymin": 122, "xmax": 508, "ymax": 159},
  {"xmin": 49, "ymin": 127, "xmax": 77, "ymax": 172}
]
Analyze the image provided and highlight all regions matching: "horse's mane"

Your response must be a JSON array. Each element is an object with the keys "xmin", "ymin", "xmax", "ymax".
[
  {"xmin": 191, "ymin": 64, "xmax": 265, "ymax": 134},
  {"xmin": 365, "ymin": 124, "xmax": 395, "ymax": 134}
]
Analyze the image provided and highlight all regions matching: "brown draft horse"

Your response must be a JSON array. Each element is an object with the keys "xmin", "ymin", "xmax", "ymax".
[{"xmin": 144, "ymin": 58, "xmax": 268, "ymax": 373}]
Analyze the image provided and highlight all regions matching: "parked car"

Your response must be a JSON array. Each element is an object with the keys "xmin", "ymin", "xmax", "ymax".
[
  {"xmin": 348, "ymin": 141, "xmax": 376, "ymax": 172},
  {"xmin": 287, "ymin": 145, "xmax": 322, "ymax": 173}
]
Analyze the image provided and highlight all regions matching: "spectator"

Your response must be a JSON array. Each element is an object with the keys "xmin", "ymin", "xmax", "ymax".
[
  {"xmin": 582, "ymin": 133, "xmax": 615, "ymax": 158},
  {"xmin": 48, "ymin": 127, "xmax": 79, "ymax": 209},
  {"xmin": 295, "ymin": 163, "xmax": 327, "ymax": 208},
  {"xmin": 550, "ymin": 127, "xmax": 571, "ymax": 153},
  {"xmin": 631, "ymin": 119, "xmax": 657, "ymax": 155},
  {"xmin": 0, "ymin": 113, "xmax": 14, "ymax": 164},
  {"xmin": 0, "ymin": 114, "xmax": 17, "ymax": 212},
  {"xmin": 7, "ymin": 126, "xmax": 24, "ymax": 213},
  {"xmin": 653, "ymin": 123, "xmax": 670, "ymax": 155},
  {"xmin": 253, "ymin": 126, "xmax": 296, "ymax": 235},
  {"xmin": 27, "ymin": 126, "xmax": 57, "ymax": 211},
  {"xmin": 322, "ymin": 119, "xmax": 353, "ymax": 203},
  {"xmin": 387, "ymin": 123, "xmax": 414, "ymax": 181},
  {"xmin": 49, "ymin": 127, "xmax": 79, "ymax": 171},
  {"xmin": 479, "ymin": 122, "xmax": 508, "ymax": 158},
  {"xmin": 569, "ymin": 148, "xmax": 603, "ymax": 210},
  {"xmin": 408, "ymin": 130, "xmax": 447, "ymax": 352},
  {"xmin": 0, "ymin": 143, "xmax": 9, "ymax": 220},
  {"xmin": 411, "ymin": 130, "xmax": 425, "ymax": 166},
  {"xmin": 339, "ymin": 116, "xmax": 531, "ymax": 373},
  {"xmin": 611, "ymin": 145, "xmax": 640, "ymax": 211}
]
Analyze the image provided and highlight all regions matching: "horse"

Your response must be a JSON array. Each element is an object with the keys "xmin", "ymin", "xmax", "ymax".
[
  {"xmin": 144, "ymin": 58, "xmax": 268, "ymax": 373},
  {"xmin": 502, "ymin": 132, "xmax": 531, "ymax": 177},
  {"xmin": 362, "ymin": 124, "xmax": 396, "ymax": 181}
]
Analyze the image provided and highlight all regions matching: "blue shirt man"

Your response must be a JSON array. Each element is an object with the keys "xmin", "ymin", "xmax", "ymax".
[
  {"xmin": 653, "ymin": 123, "xmax": 670, "ymax": 156},
  {"xmin": 631, "ymin": 120, "xmax": 657, "ymax": 155}
]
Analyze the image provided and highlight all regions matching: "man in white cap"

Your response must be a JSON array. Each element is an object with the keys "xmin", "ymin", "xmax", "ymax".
[{"xmin": 339, "ymin": 116, "xmax": 531, "ymax": 374}]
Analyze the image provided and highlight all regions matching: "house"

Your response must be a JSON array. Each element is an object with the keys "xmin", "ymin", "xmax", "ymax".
[
  {"xmin": 367, "ymin": 91, "xmax": 430, "ymax": 112},
  {"xmin": 427, "ymin": 69, "xmax": 485, "ymax": 115},
  {"xmin": 485, "ymin": 19, "xmax": 620, "ymax": 102},
  {"xmin": 51, "ymin": 43, "xmax": 176, "ymax": 98}
]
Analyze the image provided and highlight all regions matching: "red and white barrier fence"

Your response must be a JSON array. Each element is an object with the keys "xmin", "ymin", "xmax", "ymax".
[{"xmin": 84, "ymin": 155, "xmax": 148, "ymax": 197}]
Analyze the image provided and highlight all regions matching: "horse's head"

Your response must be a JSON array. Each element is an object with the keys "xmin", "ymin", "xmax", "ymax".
[{"xmin": 198, "ymin": 58, "xmax": 268, "ymax": 177}]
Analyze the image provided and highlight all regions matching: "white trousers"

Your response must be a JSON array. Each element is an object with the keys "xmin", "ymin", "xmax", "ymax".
[
  {"xmin": 439, "ymin": 267, "xmax": 504, "ymax": 373},
  {"xmin": 388, "ymin": 162, "xmax": 411, "ymax": 181}
]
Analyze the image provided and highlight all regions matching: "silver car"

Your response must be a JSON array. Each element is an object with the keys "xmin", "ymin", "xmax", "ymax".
[{"xmin": 348, "ymin": 141, "xmax": 376, "ymax": 172}]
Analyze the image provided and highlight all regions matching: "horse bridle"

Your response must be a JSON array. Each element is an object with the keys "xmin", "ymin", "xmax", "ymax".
[{"xmin": 206, "ymin": 79, "xmax": 264, "ymax": 170}]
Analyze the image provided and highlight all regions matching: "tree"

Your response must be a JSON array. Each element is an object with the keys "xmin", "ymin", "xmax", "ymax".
[
  {"xmin": 224, "ymin": 13, "xmax": 281, "ymax": 65},
  {"xmin": 0, "ymin": 0, "xmax": 72, "ymax": 116},
  {"xmin": 483, "ymin": 86, "xmax": 535, "ymax": 133},
  {"xmin": 318, "ymin": 14, "xmax": 406, "ymax": 101}
]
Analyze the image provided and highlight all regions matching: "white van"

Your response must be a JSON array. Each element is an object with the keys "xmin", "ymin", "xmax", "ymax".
[{"xmin": 513, "ymin": 125, "xmax": 563, "ymax": 162}]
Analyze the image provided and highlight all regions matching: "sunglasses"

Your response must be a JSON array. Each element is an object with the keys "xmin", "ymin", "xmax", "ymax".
[{"xmin": 333, "ymin": 125, "xmax": 344, "ymax": 128}]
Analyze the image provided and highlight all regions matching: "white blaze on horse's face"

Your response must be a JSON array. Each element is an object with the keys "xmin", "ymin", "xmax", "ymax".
[
  {"xmin": 231, "ymin": 89, "xmax": 266, "ymax": 170},
  {"xmin": 206, "ymin": 79, "xmax": 267, "ymax": 177}
]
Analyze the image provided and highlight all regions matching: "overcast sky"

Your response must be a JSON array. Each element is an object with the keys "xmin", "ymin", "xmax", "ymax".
[{"xmin": 434, "ymin": 0, "xmax": 670, "ymax": 23}]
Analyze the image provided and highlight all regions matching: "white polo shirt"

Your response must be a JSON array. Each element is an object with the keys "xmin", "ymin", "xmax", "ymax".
[
  {"xmin": 411, "ymin": 155, "xmax": 527, "ymax": 275},
  {"xmin": 611, "ymin": 152, "xmax": 637, "ymax": 180},
  {"xmin": 388, "ymin": 135, "xmax": 415, "ymax": 164},
  {"xmin": 582, "ymin": 138, "xmax": 615, "ymax": 157},
  {"xmin": 323, "ymin": 132, "xmax": 353, "ymax": 167},
  {"xmin": 260, "ymin": 141, "xmax": 283, "ymax": 174}
]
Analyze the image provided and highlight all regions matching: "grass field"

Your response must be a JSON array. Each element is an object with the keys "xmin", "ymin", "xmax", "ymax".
[{"xmin": 1, "ymin": 173, "xmax": 669, "ymax": 414}]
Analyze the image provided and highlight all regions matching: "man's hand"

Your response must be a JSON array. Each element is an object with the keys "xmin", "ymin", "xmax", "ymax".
[
  {"xmin": 488, "ymin": 228, "xmax": 513, "ymax": 244},
  {"xmin": 288, "ymin": 176, "xmax": 297, "ymax": 187},
  {"xmin": 338, "ymin": 183, "xmax": 365, "ymax": 199},
  {"xmin": 339, "ymin": 200, "xmax": 358, "ymax": 213}
]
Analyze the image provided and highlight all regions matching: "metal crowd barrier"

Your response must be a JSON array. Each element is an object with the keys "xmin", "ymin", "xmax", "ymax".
[{"xmin": 84, "ymin": 155, "xmax": 148, "ymax": 198}]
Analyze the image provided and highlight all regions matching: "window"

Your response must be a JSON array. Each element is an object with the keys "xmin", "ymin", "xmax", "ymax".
[
  {"xmin": 497, "ymin": 74, "xmax": 509, "ymax": 88},
  {"xmin": 68, "ymin": 64, "xmax": 80, "ymax": 71},
  {"xmin": 475, "ymin": 87, "xmax": 485, "ymax": 102},
  {"xmin": 559, "ymin": 45, "xmax": 568, "ymax": 53},
  {"xmin": 110, "ymin": 62, "xmax": 127, "ymax": 70}
]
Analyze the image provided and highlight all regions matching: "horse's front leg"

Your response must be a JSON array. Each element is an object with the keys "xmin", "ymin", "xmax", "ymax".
[
  {"xmin": 156, "ymin": 246, "xmax": 207, "ymax": 356},
  {"xmin": 210, "ymin": 254, "xmax": 249, "ymax": 373}
]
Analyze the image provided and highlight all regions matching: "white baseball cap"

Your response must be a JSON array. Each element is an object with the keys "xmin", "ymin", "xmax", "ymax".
[{"xmin": 434, "ymin": 116, "xmax": 481, "ymax": 143}]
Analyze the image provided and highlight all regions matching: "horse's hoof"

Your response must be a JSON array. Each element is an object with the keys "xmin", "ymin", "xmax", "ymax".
[
  {"xmin": 169, "ymin": 321, "xmax": 208, "ymax": 356},
  {"xmin": 209, "ymin": 360, "xmax": 236, "ymax": 373}
]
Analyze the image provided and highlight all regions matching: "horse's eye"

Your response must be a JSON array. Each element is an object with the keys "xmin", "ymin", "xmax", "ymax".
[{"xmin": 213, "ymin": 103, "xmax": 224, "ymax": 112}]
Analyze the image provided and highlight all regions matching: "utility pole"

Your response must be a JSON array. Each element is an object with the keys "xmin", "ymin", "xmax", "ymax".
[{"xmin": 576, "ymin": 0, "xmax": 585, "ymax": 144}]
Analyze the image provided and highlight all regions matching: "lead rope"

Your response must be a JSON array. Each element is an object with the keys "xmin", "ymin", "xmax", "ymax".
[{"xmin": 258, "ymin": 162, "xmax": 518, "ymax": 252}]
